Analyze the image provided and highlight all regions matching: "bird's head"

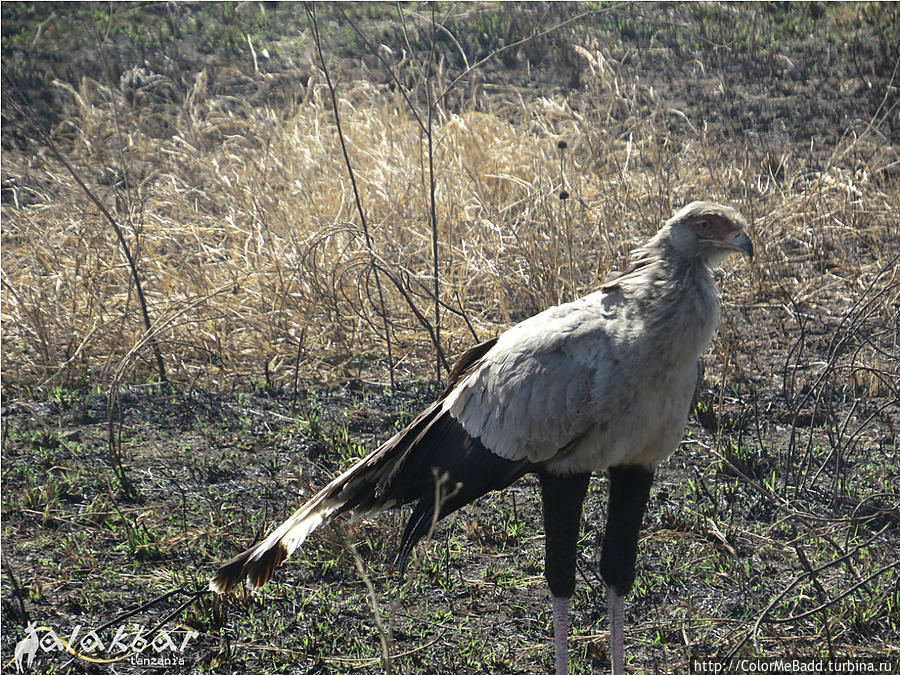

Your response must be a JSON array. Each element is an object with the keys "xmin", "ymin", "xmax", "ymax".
[{"xmin": 665, "ymin": 201, "xmax": 753, "ymax": 266}]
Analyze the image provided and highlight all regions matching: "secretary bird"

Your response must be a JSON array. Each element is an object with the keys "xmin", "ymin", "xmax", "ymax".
[{"xmin": 210, "ymin": 201, "xmax": 753, "ymax": 674}]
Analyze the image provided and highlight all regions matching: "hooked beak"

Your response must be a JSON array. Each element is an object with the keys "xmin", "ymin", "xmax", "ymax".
[
  {"xmin": 698, "ymin": 231, "xmax": 754, "ymax": 260},
  {"xmin": 712, "ymin": 231, "xmax": 753, "ymax": 259},
  {"xmin": 729, "ymin": 231, "xmax": 754, "ymax": 259}
]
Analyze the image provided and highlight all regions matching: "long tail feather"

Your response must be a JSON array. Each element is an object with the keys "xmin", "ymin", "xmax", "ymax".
[
  {"xmin": 209, "ymin": 337, "xmax": 517, "ymax": 594},
  {"xmin": 209, "ymin": 398, "xmax": 449, "ymax": 593},
  {"xmin": 208, "ymin": 459, "xmax": 359, "ymax": 593}
]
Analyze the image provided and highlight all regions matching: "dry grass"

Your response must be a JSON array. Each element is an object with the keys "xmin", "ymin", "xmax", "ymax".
[{"xmin": 2, "ymin": 6, "xmax": 898, "ymax": 396}]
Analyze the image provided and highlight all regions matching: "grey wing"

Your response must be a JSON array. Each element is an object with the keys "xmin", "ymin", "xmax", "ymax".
[{"xmin": 441, "ymin": 293, "xmax": 619, "ymax": 463}]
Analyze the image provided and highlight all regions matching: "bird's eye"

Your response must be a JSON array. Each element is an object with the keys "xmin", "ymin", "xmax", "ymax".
[{"xmin": 695, "ymin": 219, "xmax": 712, "ymax": 232}]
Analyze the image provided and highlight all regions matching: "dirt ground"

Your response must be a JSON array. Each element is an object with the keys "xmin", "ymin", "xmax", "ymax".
[{"xmin": 2, "ymin": 3, "xmax": 898, "ymax": 674}]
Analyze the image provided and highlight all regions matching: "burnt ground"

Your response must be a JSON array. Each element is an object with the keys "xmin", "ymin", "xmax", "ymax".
[
  {"xmin": 1, "ymin": 369, "xmax": 897, "ymax": 673},
  {"xmin": 2, "ymin": 3, "xmax": 899, "ymax": 674}
]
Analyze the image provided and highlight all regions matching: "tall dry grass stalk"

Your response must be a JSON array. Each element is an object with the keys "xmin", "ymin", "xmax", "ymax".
[{"xmin": 2, "ymin": 35, "xmax": 897, "ymax": 397}]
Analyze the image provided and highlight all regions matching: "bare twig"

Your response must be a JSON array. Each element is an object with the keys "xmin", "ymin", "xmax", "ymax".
[
  {"xmin": 773, "ymin": 559, "xmax": 899, "ymax": 624},
  {"xmin": 304, "ymin": 3, "xmax": 396, "ymax": 390},
  {"xmin": 725, "ymin": 524, "xmax": 891, "ymax": 657},
  {"xmin": 291, "ymin": 327, "xmax": 307, "ymax": 416},
  {"xmin": 375, "ymin": 264, "xmax": 450, "ymax": 375},
  {"xmin": 344, "ymin": 533, "xmax": 394, "ymax": 675},
  {"xmin": 3, "ymin": 79, "xmax": 168, "ymax": 387},
  {"xmin": 427, "ymin": 3, "xmax": 442, "ymax": 384}
]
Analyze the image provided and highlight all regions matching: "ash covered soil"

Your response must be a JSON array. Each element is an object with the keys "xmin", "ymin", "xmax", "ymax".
[{"xmin": 2, "ymin": 3, "xmax": 898, "ymax": 673}]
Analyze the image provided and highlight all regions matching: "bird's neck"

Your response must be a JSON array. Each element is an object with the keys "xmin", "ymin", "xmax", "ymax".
[{"xmin": 628, "ymin": 248, "xmax": 721, "ymax": 354}]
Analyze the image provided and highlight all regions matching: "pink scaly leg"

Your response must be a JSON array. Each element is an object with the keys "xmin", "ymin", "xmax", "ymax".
[
  {"xmin": 551, "ymin": 594, "xmax": 570, "ymax": 675},
  {"xmin": 609, "ymin": 587, "xmax": 625, "ymax": 675}
]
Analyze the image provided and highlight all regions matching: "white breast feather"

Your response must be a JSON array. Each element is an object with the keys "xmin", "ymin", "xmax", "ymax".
[{"xmin": 442, "ymin": 280, "xmax": 718, "ymax": 472}]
